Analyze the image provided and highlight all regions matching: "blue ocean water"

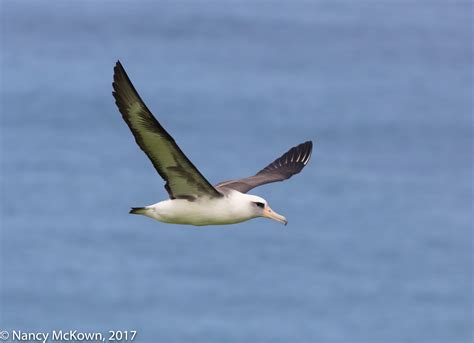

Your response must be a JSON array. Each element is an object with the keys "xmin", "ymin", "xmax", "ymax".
[{"xmin": 1, "ymin": 1, "xmax": 472, "ymax": 342}]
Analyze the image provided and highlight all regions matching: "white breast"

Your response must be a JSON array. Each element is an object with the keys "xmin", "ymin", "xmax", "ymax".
[{"xmin": 143, "ymin": 191, "xmax": 256, "ymax": 226}]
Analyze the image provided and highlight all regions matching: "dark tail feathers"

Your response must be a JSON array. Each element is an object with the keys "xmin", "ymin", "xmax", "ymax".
[{"xmin": 130, "ymin": 207, "xmax": 146, "ymax": 215}]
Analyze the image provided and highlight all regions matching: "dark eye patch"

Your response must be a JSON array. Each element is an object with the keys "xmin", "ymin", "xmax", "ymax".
[{"xmin": 254, "ymin": 202, "xmax": 265, "ymax": 208}]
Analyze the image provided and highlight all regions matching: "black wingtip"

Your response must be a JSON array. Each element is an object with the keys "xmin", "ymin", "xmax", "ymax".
[
  {"xmin": 291, "ymin": 140, "xmax": 313, "ymax": 165},
  {"xmin": 112, "ymin": 60, "xmax": 131, "ymax": 102},
  {"xmin": 257, "ymin": 140, "xmax": 313, "ymax": 175},
  {"xmin": 302, "ymin": 140, "xmax": 313, "ymax": 165},
  {"xmin": 115, "ymin": 60, "xmax": 125, "ymax": 75},
  {"xmin": 302, "ymin": 140, "xmax": 313, "ymax": 149},
  {"xmin": 113, "ymin": 60, "xmax": 124, "ymax": 81}
]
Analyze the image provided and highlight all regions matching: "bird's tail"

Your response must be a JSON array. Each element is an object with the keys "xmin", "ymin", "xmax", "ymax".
[{"xmin": 130, "ymin": 207, "xmax": 147, "ymax": 215}]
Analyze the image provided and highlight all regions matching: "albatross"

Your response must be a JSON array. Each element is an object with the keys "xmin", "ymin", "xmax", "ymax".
[{"xmin": 112, "ymin": 61, "xmax": 313, "ymax": 226}]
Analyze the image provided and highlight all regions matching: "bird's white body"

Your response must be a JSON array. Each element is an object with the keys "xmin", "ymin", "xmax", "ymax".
[{"xmin": 139, "ymin": 190, "xmax": 264, "ymax": 226}]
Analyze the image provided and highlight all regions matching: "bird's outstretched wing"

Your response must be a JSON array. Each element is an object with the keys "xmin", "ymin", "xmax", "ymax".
[
  {"xmin": 216, "ymin": 141, "xmax": 313, "ymax": 193},
  {"xmin": 112, "ymin": 61, "xmax": 222, "ymax": 200}
]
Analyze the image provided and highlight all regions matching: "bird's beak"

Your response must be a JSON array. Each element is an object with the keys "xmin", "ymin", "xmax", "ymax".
[{"xmin": 263, "ymin": 206, "xmax": 288, "ymax": 226}]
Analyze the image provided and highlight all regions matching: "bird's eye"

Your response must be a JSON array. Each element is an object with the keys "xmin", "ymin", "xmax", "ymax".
[{"xmin": 254, "ymin": 202, "xmax": 265, "ymax": 208}]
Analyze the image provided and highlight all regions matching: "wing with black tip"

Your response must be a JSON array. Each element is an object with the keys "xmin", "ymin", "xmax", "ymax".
[
  {"xmin": 216, "ymin": 141, "xmax": 313, "ymax": 193},
  {"xmin": 112, "ymin": 61, "xmax": 222, "ymax": 200}
]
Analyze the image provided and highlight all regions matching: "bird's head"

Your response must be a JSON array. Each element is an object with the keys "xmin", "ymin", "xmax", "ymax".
[{"xmin": 246, "ymin": 194, "xmax": 288, "ymax": 226}]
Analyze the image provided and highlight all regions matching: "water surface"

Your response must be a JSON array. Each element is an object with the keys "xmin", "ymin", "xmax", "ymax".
[{"xmin": 1, "ymin": 1, "xmax": 472, "ymax": 342}]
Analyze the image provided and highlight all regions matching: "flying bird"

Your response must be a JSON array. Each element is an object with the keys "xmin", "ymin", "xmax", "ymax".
[{"xmin": 112, "ymin": 61, "xmax": 313, "ymax": 226}]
